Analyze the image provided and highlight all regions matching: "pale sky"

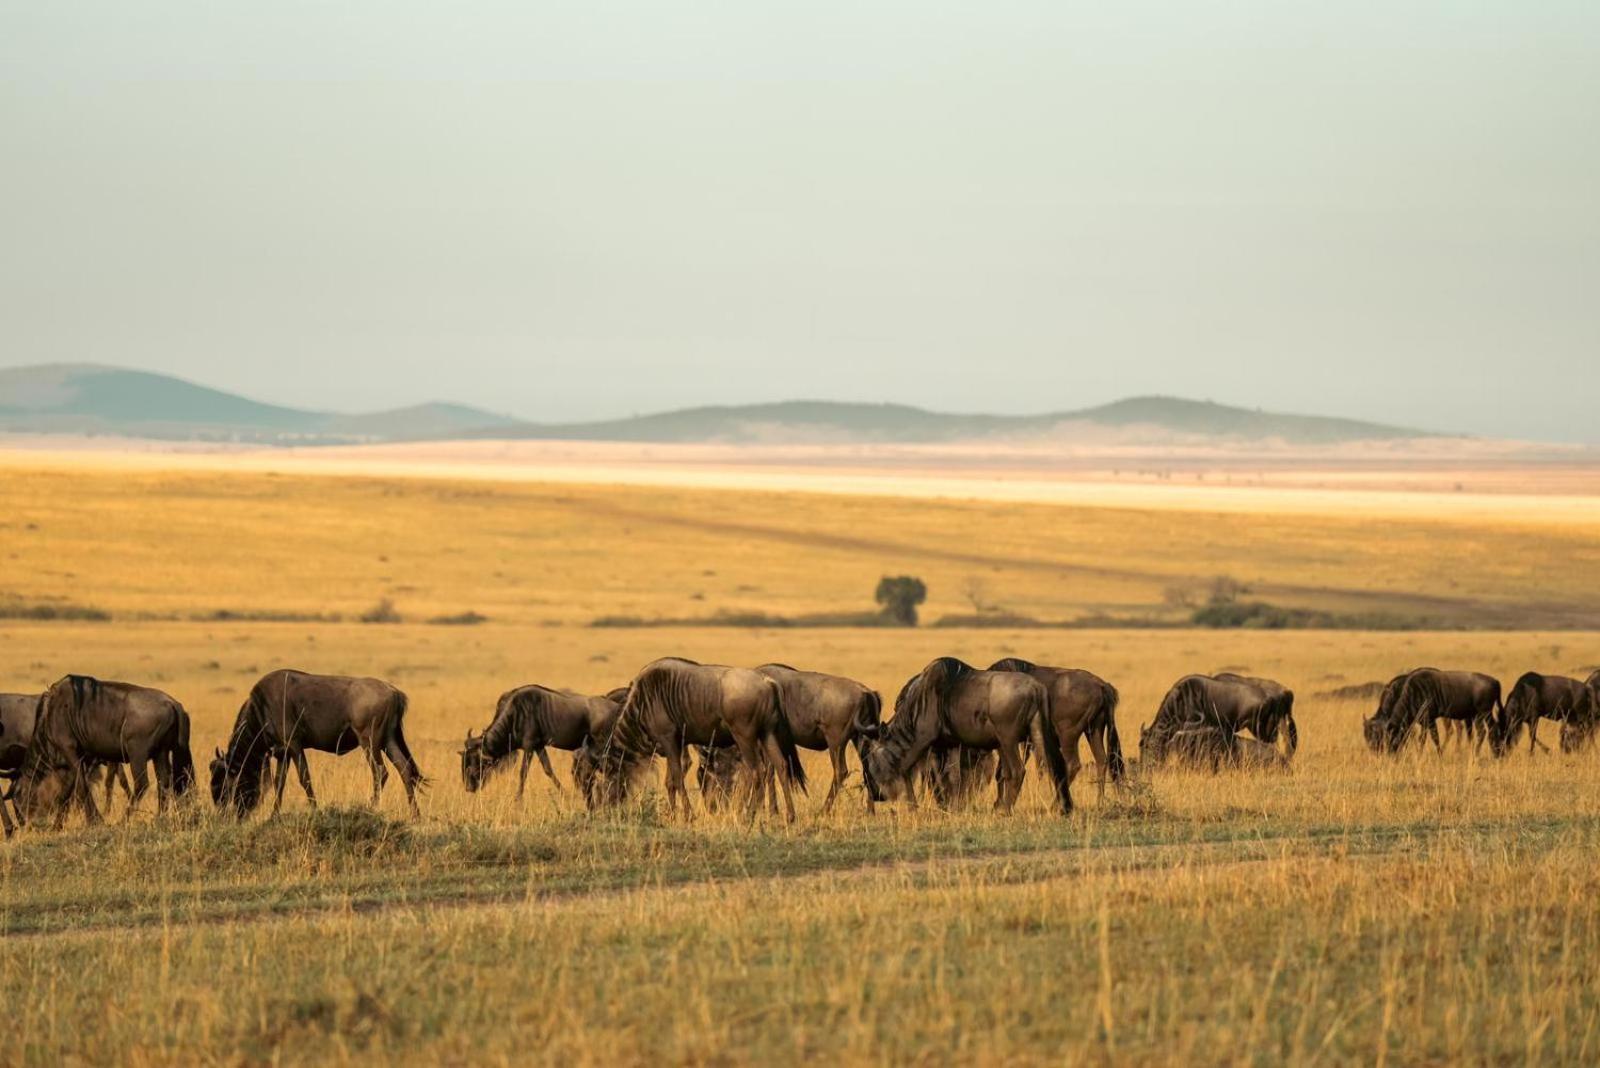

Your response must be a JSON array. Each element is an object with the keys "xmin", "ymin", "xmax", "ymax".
[{"xmin": 3, "ymin": 3, "xmax": 1597, "ymax": 439}]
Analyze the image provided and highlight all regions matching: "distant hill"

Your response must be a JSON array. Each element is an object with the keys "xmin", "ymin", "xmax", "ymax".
[
  {"xmin": 0, "ymin": 363, "xmax": 1433, "ymax": 446},
  {"xmin": 0, "ymin": 364, "xmax": 520, "ymax": 443}
]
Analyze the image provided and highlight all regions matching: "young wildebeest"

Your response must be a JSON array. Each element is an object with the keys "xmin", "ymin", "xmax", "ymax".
[
  {"xmin": 756, "ymin": 663, "xmax": 881, "ymax": 814},
  {"xmin": 211, "ymin": 669, "xmax": 426, "ymax": 818},
  {"xmin": 1499, "ymin": 672, "xmax": 1594, "ymax": 756},
  {"xmin": 1364, "ymin": 668, "xmax": 1501, "ymax": 754},
  {"xmin": 1140, "ymin": 674, "xmax": 1294, "ymax": 768},
  {"xmin": 989, "ymin": 658, "xmax": 1123, "ymax": 813},
  {"xmin": 11, "ymin": 676, "xmax": 195, "ymax": 829},
  {"xmin": 460, "ymin": 685, "xmax": 628, "ymax": 799},
  {"xmin": 594, "ymin": 658, "xmax": 807, "ymax": 822},
  {"xmin": 859, "ymin": 657, "xmax": 1044, "ymax": 814}
]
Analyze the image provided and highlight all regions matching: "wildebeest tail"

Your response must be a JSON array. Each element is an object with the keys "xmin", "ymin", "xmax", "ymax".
[
  {"xmin": 769, "ymin": 684, "xmax": 808, "ymax": 795},
  {"xmin": 171, "ymin": 706, "xmax": 196, "ymax": 796},
  {"xmin": 853, "ymin": 689, "xmax": 883, "ymax": 737},
  {"xmin": 389, "ymin": 692, "xmax": 430, "ymax": 789},
  {"xmin": 1102, "ymin": 683, "xmax": 1126, "ymax": 782},
  {"xmin": 1032, "ymin": 701, "xmax": 1072, "ymax": 813}
]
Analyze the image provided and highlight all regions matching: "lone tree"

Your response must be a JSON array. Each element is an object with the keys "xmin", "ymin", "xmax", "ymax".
[{"xmin": 875, "ymin": 575, "xmax": 928, "ymax": 627}]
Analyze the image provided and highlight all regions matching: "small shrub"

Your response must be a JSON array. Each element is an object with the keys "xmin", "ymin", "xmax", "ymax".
[
  {"xmin": 427, "ymin": 611, "xmax": 488, "ymax": 625},
  {"xmin": 359, "ymin": 598, "xmax": 402, "ymax": 624}
]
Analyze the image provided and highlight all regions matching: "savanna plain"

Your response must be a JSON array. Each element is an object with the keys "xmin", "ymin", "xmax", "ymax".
[{"xmin": 3, "ymin": 454, "xmax": 1600, "ymax": 1065}]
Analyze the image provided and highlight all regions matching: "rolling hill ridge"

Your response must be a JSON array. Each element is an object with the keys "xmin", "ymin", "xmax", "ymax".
[{"xmin": 0, "ymin": 363, "xmax": 1435, "ymax": 446}]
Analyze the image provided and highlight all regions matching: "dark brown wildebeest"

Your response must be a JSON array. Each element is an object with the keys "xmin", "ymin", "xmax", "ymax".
[
  {"xmin": 1499, "ymin": 672, "xmax": 1593, "ymax": 756},
  {"xmin": 989, "ymin": 658, "xmax": 1123, "ymax": 813},
  {"xmin": 0, "ymin": 691, "xmax": 134, "ymax": 829},
  {"xmin": 593, "ymin": 658, "xmax": 807, "ymax": 821},
  {"xmin": 692, "ymin": 744, "xmax": 777, "ymax": 813},
  {"xmin": 210, "ymin": 669, "xmax": 426, "ymax": 818},
  {"xmin": 460, "ymin": 685, "xmax": 628, "ymax": 798},
  {"xmin": 1140, "ymin": 674, "xmax": 1291, "ymax": 768},
  {"xmin": 858, "ymin": 657, "xmax": 1044, "ymax": 814},
  {"xmin": 1364, "ymin": 668, "xmax": 1501, "ymax": 754},
  {"xmin": 1561, "ymin": 671, "xmax": 1600, "ymax": 752},
  {"xmin": 757, "ymin": 663, "xmax": 881, "ymax": 814},
  {"xmin": 11, "ymin": 676, "xmax": 195, "ymax": 828}
]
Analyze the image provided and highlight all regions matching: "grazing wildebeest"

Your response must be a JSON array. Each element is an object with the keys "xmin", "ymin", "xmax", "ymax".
[
  {"xmin": 0, "ymin": 691, "xmax": 134, "ymax": 831},
  {"xmin": 1141, "ymin": 674, "xmax": 1291, "ymax": 768},
  {"xmin": 11, "ymin": 676, "xmax": 195, "ymax": 828},
  {"xmin": 858, "ymin": 657, "xmax": 1044, "ymax": 814},
  {"xmin": 1499, "ymin": 672, "xmax": 1594, "ymax": 756},
  {"xmin": 1364, "ymin": 668, "xmax": 1501, "ymax": 754},
  {"xmin": 692, "ymin": 743, "xmax": 780, "ymax": 813},
  {"xmin": 989, "ymin": 658, "xmax": 1123, "ymax": 813},
  {"xmin": 210, "ymin": 669, "xmax": 425, "ymax": 818},
  {"xmin": 593, "ymin": 658, "xmax": 807, "ymax": 821},
  {"xmin": 1561, "ymin": 671, "xmax": 1600, "ymax": 752},
  {"xmin": 460, "ymin": 685, "xmax": 628, "ymax": 798},
  {"xmin": 757, "ymin": 664, "xmax": 881, "ymax": 814}
]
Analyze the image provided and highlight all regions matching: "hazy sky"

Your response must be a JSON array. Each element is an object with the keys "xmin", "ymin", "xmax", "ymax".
[{"xmin": 3, "ymin": 3, "xmax": 1597, "ymax": 439}]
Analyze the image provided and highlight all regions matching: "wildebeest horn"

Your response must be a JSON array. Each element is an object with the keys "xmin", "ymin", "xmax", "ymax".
[{"xmin": 214, "ymin": 747, "xmax": 224, "ymax": 759}]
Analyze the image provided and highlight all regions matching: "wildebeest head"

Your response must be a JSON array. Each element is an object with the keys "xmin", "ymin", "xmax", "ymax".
[
  {"xmin": 1361, "ymin": 716, "xmax": 1385, "ymax": 753},
  {"xmin": 694, "ymin": 746, "xmax": 741, "ymax": 811},
  {"xmin": 858, "ymin": 738, "xmax": 904, "ymax": 802},
  {"xmin": 459, "ymin": 730, "xmax": 495, "ymax": 792}
]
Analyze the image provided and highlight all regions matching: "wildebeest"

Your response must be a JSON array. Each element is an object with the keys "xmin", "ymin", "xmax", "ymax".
[
  {"xmin": 11, "ymin": 676, "xmax": 195, "ymax": 828},
  {"xmin": 1363, "ymin": 668, "xmax": 1501, "ymax": 754},
  {"xmin": 0, "ymin": 691, "xmax": 134, "ymax": 831},
  {"xmin": 1561, "ymin": 671, "xmax": 1600, "ymax": 752},
  {"xmin": 859, "ymin": 657, "xmax": 1044, "ymax": 814},
  {"xmin": 460, "ymin": 685, "xmax": 628, "ymax": 798},
  {"xmin": 989, "ymin": 658, "xmax": 1123, "ymax": 813},
  {"xmin": 756, "ymin": 663, "xmax": 881, "ymax": 814},
  {"xmin": 593, "ymin": 658, "xmax": 807, "ymax": 821},
  {"xmin": 210, "ymin": 669, "xmax": 425, "ymax": 818},
  {"xmin": 1141, "ymin": 674, "xmax": 1295, "ymax": 768},
  {"xmin": 1499, "ymin": 672, "xmax": 1594, "ymax": 755}
]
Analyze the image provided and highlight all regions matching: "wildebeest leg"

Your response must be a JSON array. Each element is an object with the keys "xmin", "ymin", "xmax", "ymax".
[
  {"xmin": 75, "ymin": 768, "xmax": 103, "ymax": 827},
  {"xmin": 661, "ymin": 740, "xmax": 690, "ymax": 820},
  {"xmin": 821, "ymin": 743, "xmax": 848, "ymax": 815},
  {"xmin": 535, "ymin": 747, "xmax": 562, "ymax": 791},
  {"xmin": 761, "ymin": 735, "xmax": 797, "ymax": 824},
  {"xmin": 1426, "ymin": 716, "xmax": 1442, "ymax": 752},
  {"xmin": 380, "ymin": 736, "xmax": 423, "ymax": 818},
  {"xmin": 730, "ymin": 733, "xmax": 768, "ymax": 822},
  {"xmin": 366, "ymin": 743, "xmax": 387, "ymax": 806},
  {"xmin": 1085, "ymin": 728, "xmax": 1111, "ymax": 802},
  {"xmin": 0, "ymin": 793, "xmax": 13, "ymax": 838},
  {"xmin": 124, "ymin": 754, "xmax": 152, "ymax": 819},
  {"xmin": 292, "ymin": 749, "xmax": 317, "ymax": 809},
  {"xmin": 152, "ymin": 752, "xmax": 173, "ymax": 816},
  {"xmin": 270, "ymin": 752, "xmax": 293, "ymax": 815},
  {"xmin": 993, "ymin": 741, "xmax": 1025, "ymax": 814},
  {"xmin": 516, "ymin": 751, "xmax": 534, "ymax": 799},
  {"xmin": 1529, "ymin": 719, "xmax": 1549, "ymax": 754}
]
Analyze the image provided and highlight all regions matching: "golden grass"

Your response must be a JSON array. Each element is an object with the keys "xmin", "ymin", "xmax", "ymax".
[
  {"xmin": 2, "ymin": 457, "xmax": 1600, "ymax": 1064},
  {"xmin": 4, "ymin": 460, "xmax": 1600, "ymax": 626}
]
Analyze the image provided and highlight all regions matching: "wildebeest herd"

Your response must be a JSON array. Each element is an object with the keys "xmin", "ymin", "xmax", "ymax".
[{"xmin": 2, "ymin": 657, "xmax": 1597, "ymax": 834}]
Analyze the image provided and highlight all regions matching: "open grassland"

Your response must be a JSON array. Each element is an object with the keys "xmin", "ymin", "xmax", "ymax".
[
  {"xmin": 4, "ymin": 458, "xmax": 1600, "ymax": 627},
  {"xmin": 3, "ymin": 458, "xmax": 1600, "ymax": 1063}
]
